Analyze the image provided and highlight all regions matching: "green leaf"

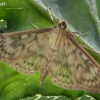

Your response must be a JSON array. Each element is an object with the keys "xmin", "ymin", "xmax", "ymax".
[
  {"xmin": 20, "ymin": 95, "xmax": 71, "ymax": 100},
  {"xmin": 77, "ymin": 95, "xmax": 96, "ymax": 100},
  {"xmin": 0, "ymin": 0, "xmax": 100, "ymax": 100}
]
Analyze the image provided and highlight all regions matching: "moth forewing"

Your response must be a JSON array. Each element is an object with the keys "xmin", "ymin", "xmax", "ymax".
[
  {"xmin": 46, "ymin": 21, "xmax": 100, "ymax": 93},
  {"xmin": 0, "ymin": 28, "xmax": 52, "ymax": 37},
  {"xmin": 67, "ymin": 31, "xmax": 100, "ymax": 69}
]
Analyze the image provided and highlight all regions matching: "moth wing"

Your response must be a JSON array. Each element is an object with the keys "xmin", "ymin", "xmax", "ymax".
[
  {"xmin": 0, "ymin": 27, "xmax": 54, "ymax": 74},
  {"xmin": 47, "ymin": 32, "xmax": 100, "ymax": 92}
]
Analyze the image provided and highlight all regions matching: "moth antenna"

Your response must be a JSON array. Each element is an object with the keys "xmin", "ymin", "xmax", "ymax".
[
  {"xmin": 29, "ymin": 19, "xmax": 39, "ymax": 29},
  {"xmin": 47, "ymin": 7, "xmax": 56, "ymax": 25}
]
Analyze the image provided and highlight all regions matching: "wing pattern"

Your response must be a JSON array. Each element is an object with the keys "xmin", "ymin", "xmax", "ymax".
[
  {"xmin": 0, "ymin": 22, "xmax": 100, "ymax": 93},
  {"xmin": 47, "ymin": 30, "xmax": 100, "ymax": 92},
  {"xmin": 0, "ymin": 29, "xmax": 52, "ymax": 74}
]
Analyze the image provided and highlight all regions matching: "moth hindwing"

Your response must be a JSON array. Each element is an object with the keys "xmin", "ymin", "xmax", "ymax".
[{"xmin": 0, "ymin": 21, "xmax": 100, "ymax": 93}]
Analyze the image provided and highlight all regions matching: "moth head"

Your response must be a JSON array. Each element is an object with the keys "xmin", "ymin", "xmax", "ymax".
[{"xmin": 58, "ymin": 21, "xmax": 67, "ymax": 29}]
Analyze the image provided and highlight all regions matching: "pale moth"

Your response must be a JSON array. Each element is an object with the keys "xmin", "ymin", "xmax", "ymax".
[{"xmin": 0, "ymin": 9, "xmax": 100, "ymax": 93}]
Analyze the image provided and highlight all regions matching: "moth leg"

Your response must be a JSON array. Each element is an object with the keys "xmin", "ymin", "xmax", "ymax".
[
  {"xmin": 29, "ymin": 19, "xmax": 39, "ymax": 29},
  {"xmin": 72, "ymin": 32, "xmax": 99, "ymax": 54},
  {"xmin": 79, "ymin": 44, "xmax": 100, "ymax": 54},
  {"xmin": 72, "ymin": 32, "xmax": 87, "ymax": 36},
  {"xmin": 71, "ymin": 32, "xmax": 99, "ymax": 54},
  {"xmin": 71, "ymin": 32, "xmax": 79, "ymax": 34},
  {"xmin": 77, "ymin": 32, "xmax": 88, "ymax": 37},
  {"xmin": 47, "ymin": 7, "xmax": 56, "ymax": 25},
  {"xmin": 72, "ymin": 32, "xmax": 88, "ymax": 43}
]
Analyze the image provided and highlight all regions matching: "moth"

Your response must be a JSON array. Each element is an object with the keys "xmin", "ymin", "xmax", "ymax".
[{"xmin": 0, "ymin": 21, "xmax": 100, "ymax": 93}]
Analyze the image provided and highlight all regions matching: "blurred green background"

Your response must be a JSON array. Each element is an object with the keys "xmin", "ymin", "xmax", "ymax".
[{"xmin": 96, "ymin": 0, "xmax": 100, "ymax": 19}]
